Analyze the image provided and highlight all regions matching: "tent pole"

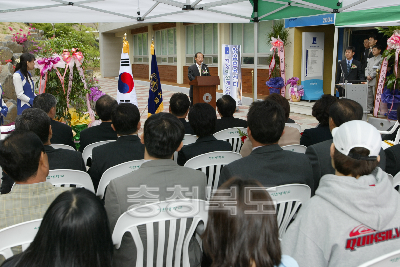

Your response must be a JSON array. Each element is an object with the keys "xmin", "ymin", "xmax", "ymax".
[
  {"xmin": 331, "ymin": 26, "xmax": 339, "ymax": 96},
  {"xmin": 253, "ymin": 0, "xmax": 259, "ymax": 102}
]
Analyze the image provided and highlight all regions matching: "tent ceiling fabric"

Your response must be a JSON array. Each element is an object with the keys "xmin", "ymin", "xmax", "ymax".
[{"xmin": 0, "ymin": 0, "xmax": 253, "ymax": 23}]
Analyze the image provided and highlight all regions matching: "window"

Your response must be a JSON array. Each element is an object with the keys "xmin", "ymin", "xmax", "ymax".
[
  {"xmin": 154, "ymin": 28, "xmax": 177, "ymax": 64},
  {"xmin": 186, "ymin": 23, "xmax": 218, "ymax": 65},
  {"xmin": 230, "ymin": 21, "xmax": 275, "ymax": 66},
  {"xmin": 133, "ymin": 33, "xmax": 148, "ymax": 63}
]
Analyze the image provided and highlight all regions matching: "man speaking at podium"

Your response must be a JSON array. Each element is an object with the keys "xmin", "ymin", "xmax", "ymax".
[{"xmin": 188, "ymin": 52, "xmax": 210, "ymax": 106}]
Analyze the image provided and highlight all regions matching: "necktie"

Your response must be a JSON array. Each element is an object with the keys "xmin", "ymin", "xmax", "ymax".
[
  {"xmin": 347, "ymin": 61, "xmax": 351, "ymax": 73},
  {"xmin": 198, "ymin": 65, "xmax": 202, "ymax": 76}
]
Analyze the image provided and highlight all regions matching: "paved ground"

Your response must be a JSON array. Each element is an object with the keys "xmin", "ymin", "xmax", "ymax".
[{"xmin": 98, "ymin": 77, "xmax": 319, "ymax": 136}]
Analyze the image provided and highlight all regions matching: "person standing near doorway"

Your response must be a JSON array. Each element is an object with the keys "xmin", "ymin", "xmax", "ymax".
[{"xmin": 365, "ymin": 45, "xmax": 382, "ymax": 112}]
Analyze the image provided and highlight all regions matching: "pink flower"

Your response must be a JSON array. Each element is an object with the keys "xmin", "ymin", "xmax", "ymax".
[
  {"xmin": 29, "ymin": 28, "xmax": 31, "ymax": 30},
  {"xmin": 19, "ymin": 29, "xmax": 23, "ymax": 31},
  {"xmin": 28, "ymin": 32, "xmax": 31, "ymax": 35},
  {"xmin": 33, "ymin": 28, "xmax": 36, "ymax": 30},
  {"xmin": 29, "ymin": 23, "xmax": 32, "ymax": 26},
  {"xmin": 8, "ymin": 27, "xmax": 12, "ymax": 31},
  {"xmin": 23, "ymin": 34, "xmax": 26, "ymax": 37}
]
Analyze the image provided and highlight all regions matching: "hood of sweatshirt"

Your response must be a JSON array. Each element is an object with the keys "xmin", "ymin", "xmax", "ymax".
[{"xmin": 316, "ymin": 167, "xmax": 398, "ymax": 231}]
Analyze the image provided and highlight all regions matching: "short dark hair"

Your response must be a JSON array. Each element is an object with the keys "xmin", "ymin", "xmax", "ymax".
[
  {"xmin": 333, "ymin": 147, "xmax": 379, "ymax": 177},
  {"xmin": 247, "ymin": 100, "xmax": 285, "ymax": 144},
  {"xmin": 170, "ymin": 93, "xmax": 190, "ymax": 117},
  {"xmin": 188, "ymin": 103, "xmax": 216, "ymax": 137},
  {"xmin": 216, "ymin": 95, "xmax": 236, "ymax": 117},
  {"xmin": 372, "ymin": 45, "xmax": 382, "ymax": 51},
  {"xmin": 144, "ymin": 112, "xmax": 184, "ymax": 159},
  {"xmin": 369, "ymin": 34, "xmax": 377, "ymax": 40},
  {"xmin": 195, "ymin": 52, "xmax": 203, "ymax": 58},
  {"xmin": 265, "ymin": 93, "xmax": 290, "ymax": 120},
  {"xmin": 11, "ymin": 188, "xmax": 113, "ymax": 267},
  {"xmin": 111, "ymin": 103, "xmax": 140, "ymax": 135},
  {"xmin": 329, "ymin": 99, "xmax": 363, "ymax": 127},
  {"xmin": 0, "ymin": 131, "xmax": 45, "ymax": 182},
  {"xmin": 32, "ymin": 93, "xmax": 57, "ymax": 114},
  {"xmin": 312, "ymin": 94, "xmax": 337, "ymax": 126},
  {"xmin": 15, "ymin": 108, "xmax": 51, "ymax": 143},
  {"xmin": 346, "ymin": 46, "xmax": 356, "ymax": 53},
  {"xmin": 202, "ymin": 178, "xmax": 281, "ymax": 267},
  {"xmin": 95, "ymin": 95, "xmax": 118, "ymax": 121}
]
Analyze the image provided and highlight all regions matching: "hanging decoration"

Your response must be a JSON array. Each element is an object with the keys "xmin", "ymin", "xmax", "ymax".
[
  {"xmin": 269, "ymin": 36, "xmax": 286, "ymax": 97},
  {"xmin": 35, "ymin": 54, "xmax": 65, "ymax": 94}
]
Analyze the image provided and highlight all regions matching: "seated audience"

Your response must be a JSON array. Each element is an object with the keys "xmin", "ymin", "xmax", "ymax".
[
  {"xmin": 305, "ymin": 99, "xmax": 386, "ymax": 190},
  {"xmin": 0, "ymin": 131, "xmax": 69, "ymax": 230},
  {"xmin": 105, "ymin": 112, "xmax": 206, "ymax": 267},
  {"xmin": 219, "ymin": 100, "xmax": 314, "ymax": 194},
  {"xmin": 79, "ymin": 94, "xmax": 118, "ymax": 152},
  {"xmin": 89, "ymin": 103, "xmax": 145, "ymax": 190},
  {"xmin": 240, "ymin": 93, "xmax": 301, "ymax": 157},
  {"xmin": 1, "ymin": 188, "xmax": 113, "ymax": 267},
  {"xmin": 169, "ymin": 92, "xmax": 194, "ymax": 134},
  {"xmin": 215, "ymin": 94, "xmax": 247, "ymax": 133},
  {"xmin": 33, "ymin": 93, "xmax": 75, "ymax": 148},
  {"xmin": 384, "ymin": 106, "xmax": 400, "ymax": 176},
  {"xmin": 177, "ymin": 103, "xmax": 232, "ymax": 166},
  {"xmin": 282, "ymin": 120, "xmax": 400, "ymax": 267},
  {"xmin": 300, "ymin": 94, "xmax": 337, "ymax": 147},
  {"xmin": 1, "ymin": 109, "xmax": 85, "ymax": 194},
  {"xmin": 203, "ymin": 178, "xmax": 298, "ymax": 267}
]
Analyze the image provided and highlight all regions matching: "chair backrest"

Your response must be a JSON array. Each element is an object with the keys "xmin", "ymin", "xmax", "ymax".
[
  {"xmin": 358, "ymin": 249, "xmax": 400, "ymax": 267},
  {"xmin": 285, "ymin": 123, "xmax": 301, "ymax": 133},
  {"xmin": 266, "ymin": 184, "xmax": 311, "ymax": 238},
  {"xmin": 173, "ymin": 134, "xmax": 198, "ymax": 163},
  {"xmin": 82, "ymin": 140, "xmax": 115, "ymax": 166},
  {"xmin": 393, "ymin": 172, "xmax": 400, "ymax": 192},
  {"xmin": 0, "ymin": 219, "xmax": 42, "ymax": 259},
  {"xmin": 213, "ymin": 127, "xmax": 247, "ymax": 153},
  {"xmin": 51, "ymin": 144, "xmax": 76, "ymax": 151},
  {"xmin": 112, "ymin": 200, "xmax": 208, "ymax": 267},
  {"xmin": 184, "ymin": 151, "xmax": 242, "ymax": 199},
  {"xmin": 281, "ymin": 144, "xmax": 307, "ymax": 154},
  {"xmin": 47, "ymin": 169, "xmax": 95, "ymax": 193},
  {"xmin": 96, "ymin": 159, "xmax": 146, "ymax": 198}
]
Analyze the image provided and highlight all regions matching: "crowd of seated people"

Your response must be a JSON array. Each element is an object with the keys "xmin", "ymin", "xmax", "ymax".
[{"xmin": 1, "ymin": 90, "xmax": 400, "ymax": 267}]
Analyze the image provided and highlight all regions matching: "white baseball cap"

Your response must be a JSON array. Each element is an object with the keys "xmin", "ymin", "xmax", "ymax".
[{"xmin": 332, "ymin": 120, "xmax": 381, "ymax": 160}]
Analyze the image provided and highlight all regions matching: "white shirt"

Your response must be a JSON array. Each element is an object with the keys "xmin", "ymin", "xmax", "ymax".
[{"xmin": 13, "ymin": 72, "xmax": 34, "ymax": 108}]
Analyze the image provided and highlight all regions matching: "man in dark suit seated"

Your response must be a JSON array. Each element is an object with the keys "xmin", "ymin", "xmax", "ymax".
[
  {"xmin": 169, "ymin": 92, "xmax": 194, "ymax": 134},
  {"xmin": 79, "ymin": 94, "xmax": 118, "ymax": 153},
  {"xmin": 1, "ymin": 108, "xmax": 86, "ymax": 194},
  {"xmin": 104, "ymin": 112, "xmax": 206, "ymax": 267},
  {"xmin": 177, "ymin": 103, "xmax": 232, "ymax": 166},
  {"xmin": 33, "ymin": 93, "xmax": 75, "ymax": 148},
  {"xmin": 89, "ymin": 103, "xmax": 145, "ymax": 190},
  {"xmin": 215, "ymin": 95, "xmax": 247, "ymax": 133},
  {"xmin": 219, "ymin": 100, "xmax": 314, "ymax": 194},
  {"xmin": 305, "ymin": 99, "xmax": 386, "ymax": 190},
  {"xmin": 335, "ymin": 46, "xmax": 365, "ymax": 97},
  {"xmin": 188, "ymin": 52, "xmax": 210, "ymax": 106}
]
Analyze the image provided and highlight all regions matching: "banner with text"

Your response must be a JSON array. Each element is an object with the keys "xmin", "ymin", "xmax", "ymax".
[{"xmin": 223, "ymin": 44, "xmax": 242, "ymax": 106}]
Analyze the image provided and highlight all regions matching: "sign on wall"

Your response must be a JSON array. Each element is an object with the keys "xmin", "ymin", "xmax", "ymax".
[
  {"xmin": 222, "ymin": 44, "xmax": 242, "ymax": 106},
  {"xmin": 301, "ymin": 32, "xmax": 325, "ymax": 100}
]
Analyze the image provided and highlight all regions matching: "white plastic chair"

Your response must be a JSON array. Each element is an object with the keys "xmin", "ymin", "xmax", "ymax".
[
  {"xmin": 82, "ymin": 140, "xmax": 115, "ymax": 166},
  {"xmin": 96, "ymin": 159, "xmax": 146, "ymax": 198},
  {"xmin": 173, "ymin": 134, "xmax": 198, "ymax": 163},
  {"xmin": 47, "ymin": 169, "xmax": 95, "ymax": 193},
  {"xmin": 358, "ymin": 249, "xmax": 400, "ymax": 267},
  {"xmin": 214, "ymin": 127, "xmax": 247, "ymax": 153},
  {"xmin": 281, "ymin": 144, "xmax": 307, "ymax": 154},
  {"xmin": 379, "ymin": 121, "xmax": 400, "ymax": 145},
  {"xmin": 184, "ymin": 151, "xmax": 242, "ymax": 199},
  {"xmin": 285, "ymin": 123, "xmax": 301, "ymax": 133},
  {"xmin": 51, "ymin": 144, "xmax": 76, "ymax": 151},
  {"xmin": 266, "ymin": 184, "xmax": 311, "ymax": 238},
  {"xmin": 393, "ymin": 172, "xmax": 400, "ymax": 192},
  {"xmin": 112, "ymin": 200, "xmax": 208, "ymax": 267},
  {"xmin": 0, "ymin": 219, "xmax": 42, "ymax": 259}
]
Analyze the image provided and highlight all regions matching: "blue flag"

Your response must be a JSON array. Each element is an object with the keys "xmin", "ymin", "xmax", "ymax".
[{"xmin": 148, "ymin": 50, "xmax": 163, "ymax": 117}]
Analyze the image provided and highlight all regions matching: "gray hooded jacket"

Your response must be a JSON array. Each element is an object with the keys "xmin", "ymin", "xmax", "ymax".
[{"xmin": 282, "ymin": 168, "xmax": 400, "ymax": 267}]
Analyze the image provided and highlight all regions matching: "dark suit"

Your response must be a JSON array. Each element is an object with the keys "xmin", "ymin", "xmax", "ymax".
[
  {"xmin": 50, "ymin": 119, "xmax": 75, "ymax": 148},
  {"xmin": 336, "ymin": 59, "xmax": 365, "ymax": 97},
  {"xmin": 214, "ymin": 117, "xmax": 247, "ymax": 133},
  {"xmin": 78, "ymin": 122, "xmax": 118, "ymax": 152},
  {"xmin": 179, "ymin": 118, "xmax": 194, "ymax": 135},
  {"xmin": 300, "ymin": 125, "xmax": 332, "ymax": 147},
  {"xmin": 1, "ymin": 145, "xmax": 85, "ymax": 194},
  {"xmin": 104, "ymin": 159, "xmax": 207, "ymax": 267},
  {"xmin": 306, "ymin": 139, "xmax": 387, "ymax": 190},
  {"xmin": 177, "ymin": 135, "xmax": 232, "ymax": 166},
  {"xmin": 361, "ymin": 48, "xmax": 370, "ymax": 70},
  {"xmin": 188, "ymin": 63, "xmax": 210, "ymax": 104},
  {"xmin": 219, "ymin": 144, "xmax": 314, "ymax": 195},
  {"xmin": 89, "ymin": 135, "xmax": 145, "ymax": 190},
  {"xmin": 385, "ymin": 144, "xmax": 400, "ymax": 176}
]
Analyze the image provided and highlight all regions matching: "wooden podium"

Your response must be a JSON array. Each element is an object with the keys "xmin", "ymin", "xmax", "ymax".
[{"xmin": 189, "ymin": 76, "xmax": 220, "ymax": 109}]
